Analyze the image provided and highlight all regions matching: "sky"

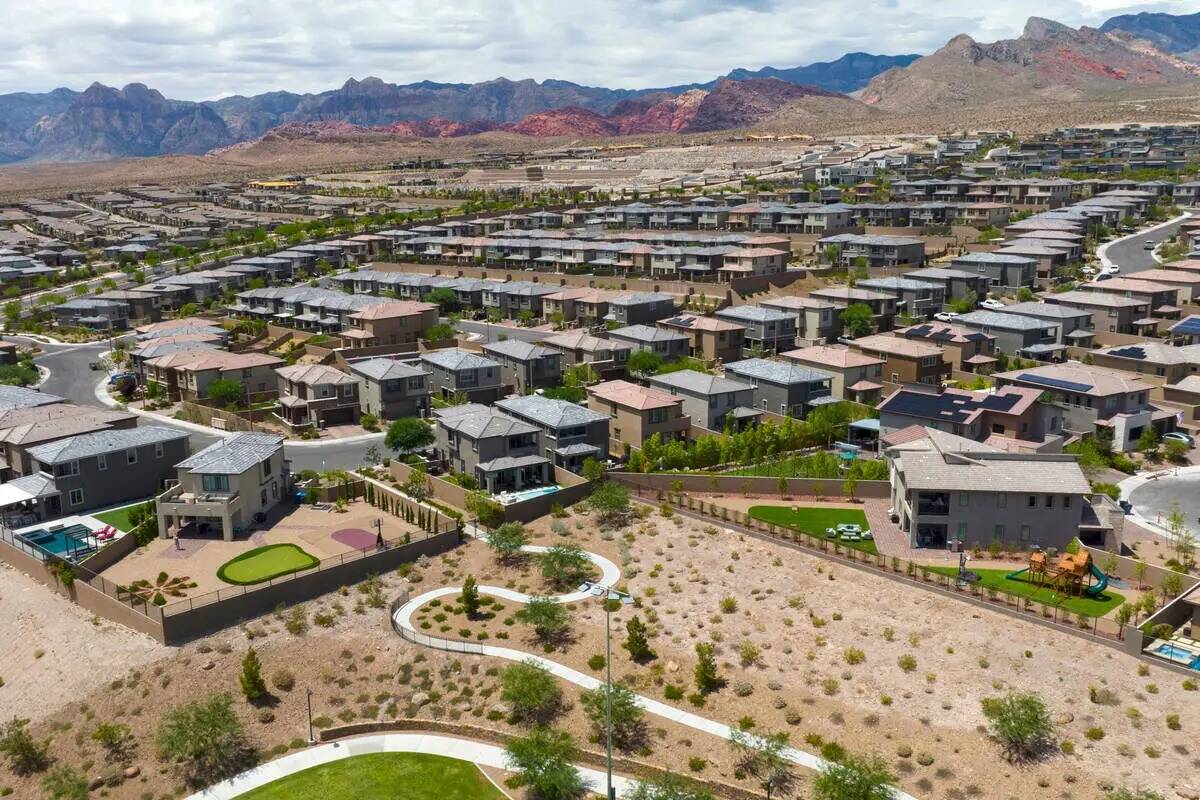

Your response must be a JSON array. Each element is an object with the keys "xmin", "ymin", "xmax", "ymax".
[{"xmin": 0, "ymin": 0, "xmax": 1190, "ymax": 100}]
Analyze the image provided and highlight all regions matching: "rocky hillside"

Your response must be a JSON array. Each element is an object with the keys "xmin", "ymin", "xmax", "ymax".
[
  {"xmin": 1101, "ymin": 11, "xmax": 1200, "ymax": 61},
  {"xmin": 861, "ymin": 17, "xmax": 1198, "ymax": 112},
  {"xmin": 723, "ymin": 52, "xmax": 920, "ymax": 93}
]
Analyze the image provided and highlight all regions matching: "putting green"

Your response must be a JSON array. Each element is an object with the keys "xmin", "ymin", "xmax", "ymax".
[{"xmin": 217, "ymin": 543, "xmax": 320, "ymax": 585}]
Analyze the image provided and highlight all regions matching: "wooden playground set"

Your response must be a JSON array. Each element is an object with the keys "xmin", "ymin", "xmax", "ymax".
[{"xmin": 1005, "ymin": 549, "xmax": 1110, "ymax": 598}]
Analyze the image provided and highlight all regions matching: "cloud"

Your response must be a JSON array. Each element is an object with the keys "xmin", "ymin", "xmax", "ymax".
[{"xmin": 0, "ymin": 0, "xmax": 1183, "ymax": 99}]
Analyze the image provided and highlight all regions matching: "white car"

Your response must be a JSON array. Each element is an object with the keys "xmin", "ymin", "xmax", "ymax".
[
  {"xmin": 1080, "ymin": 266, "xmax": 1097, "ymax": 276},
  {"xmin": 979, "ymin": 298, "xmax": 1005, "ymax": 311},
  {"xmin": 934, "ymin": 312, "xmax": 960, "ymax": 323},
  {"xmin": 1163, "ymin": 431, "xmax": 1195, "ymax": 449},
  {"xmin": 1103, "ymin": 265, "xmax": 1120, "ymax": 275}
]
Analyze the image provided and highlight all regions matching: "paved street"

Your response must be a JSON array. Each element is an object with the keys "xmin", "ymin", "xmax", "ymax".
[
  {"xmin": 454, "ymin": 319, "xmax": 555, "ymax": 343},
  {"xmin": 1101, "ymin": 213, "xmax": 1192, "ymax": 274}
]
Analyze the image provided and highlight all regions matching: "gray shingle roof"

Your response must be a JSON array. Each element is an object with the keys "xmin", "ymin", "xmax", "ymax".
[
  {"xmin": 438, "ymin": 409, "xmax": 538, "ymax": 439},
  {"xmin": 175, "ymin": 432, "xmax": 283, "ymax": 475},
  {"xmin": 957, "ymin": 310, "xmax": 1056, "ymax": 331},
  {"xmin": 420, "ymin": 348, "xmax": 500, "ymax": 371},
  {"xmin": 495, "ymin": 394, "xmax": 607, "ymax": 428},
  {"xmin": 897, "ymin": 450, "xmax": 1091, "ymax": 494},
  {"xmin": 28, "ymin": 425, "xmax": 188, "ymax": 465},
  {"xmin": 725, "ymin": 358, "xmax": 833, "ymax": 385},
  {"xmin": 649, "ymin": 369, "xmax": 753, "ymax": 396},
  {"xmin": 715, "ymin": 305, "xmax": 793, "ymax": 323},
  {"xmin": 482, "ymin": 339, "xmax": 560, "ymax": 361},
  {"xmin": 348, "ymin": 358, "xmax": 428, "ymax": 381},
  {"xmin": 0, "ymin": 385, "xmax": 62, "ymax": 411},
  {"xmin": 609, "ymin": 325, "xmax": 687, "ymax": 343}
]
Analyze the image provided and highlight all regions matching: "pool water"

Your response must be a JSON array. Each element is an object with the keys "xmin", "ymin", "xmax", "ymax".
[
  {"xmin": 18, "ymin": 524, "xmax": 95, "ymax": 560},
  {"xmin": 1152, "ymin": 643, "xmax": 1200, "ymax": 670},
  {"xmin": 498, "ymin": 485, "xmax": 561, "ymax": 505}
]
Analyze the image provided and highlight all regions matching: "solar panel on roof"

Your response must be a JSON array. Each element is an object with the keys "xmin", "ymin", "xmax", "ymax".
[
  {"xmin": 1107, "ymin": 346, "xmax": 1147, "ymax": 360},
  {"xmin": 1173, "ymin": 318, "xmax": 1200, "ymax": 335},
  {"xmin": 1015, "ymin": 373, "xmax": 1093, "ymax": 393}
]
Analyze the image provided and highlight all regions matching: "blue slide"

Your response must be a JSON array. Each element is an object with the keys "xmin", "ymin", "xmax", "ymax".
[{"xmin": 1085, "ymin": 562, "xmax": 1109, "ymax": 597}]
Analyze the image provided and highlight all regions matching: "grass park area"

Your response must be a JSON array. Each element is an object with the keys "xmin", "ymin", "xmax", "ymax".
[
  {"xmin": 927, "ymin": 566, "xmax": 1125, "ymax": 617},
  {"xmin": 748, "ymin": 505, "xmax": 878, "ymax": 555},
  {"xmin": 235, "ymin": 752, "xmax": 505, "ymax": 800},
  {"xmin": 217, "ymin": 543, "xmax": 320, "ymax": 585}
]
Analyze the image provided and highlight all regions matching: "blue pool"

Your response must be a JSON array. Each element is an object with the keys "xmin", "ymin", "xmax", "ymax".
[
  {"xmin": 18, "ymin": 524, "xmax": 95, "ymax": 561},
  {"xmin": 1151, "ymin": 643, "xmax": 1200, "ymax": 670},
  {"xmin": 499, "ymin": 485, "xmax": 561, "ymax": 505}
]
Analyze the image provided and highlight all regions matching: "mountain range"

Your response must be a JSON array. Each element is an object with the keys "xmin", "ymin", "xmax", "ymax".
[{"xmin": 2, "ymin": 12, "xmax": 1200, "ymax": 165}]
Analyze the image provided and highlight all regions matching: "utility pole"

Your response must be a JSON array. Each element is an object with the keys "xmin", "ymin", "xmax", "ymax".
[{"xmin": 578, "ymin": 581, "xmax": 634, "ymax": 800}]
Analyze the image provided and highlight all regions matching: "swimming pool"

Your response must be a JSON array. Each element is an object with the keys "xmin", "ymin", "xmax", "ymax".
[
  {"xmin": 498, "ymin": 485, "xmax": 561, "ymax": 505},
  {"xmin": 1151, "ymin": 643, "xmax": 1200, "ymax": 670},
  {"xmin": 18, "ymin": 524, "xmax": 95, "ymax": 561}
]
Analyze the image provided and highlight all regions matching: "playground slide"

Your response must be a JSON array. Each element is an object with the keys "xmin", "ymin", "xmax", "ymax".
[
  {"xmin": 1004, "ymin": 567, "xmax": 1030, "ymax": 582},
  {"xmin": 1085, "ymin": 563, "xmax": 1109, "ymax": 598}
]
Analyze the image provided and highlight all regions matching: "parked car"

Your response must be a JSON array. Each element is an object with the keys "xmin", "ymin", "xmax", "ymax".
[
  {"xmin": 1095, "ymin": 273, "xmax": 1113, "ymax": 281},
  {"xmin": 1144, "ymin": 240, "xmax": 1156, "ymax": 250},
  {"xmin": 933, "ymin": 312, "xmax": 960, "ymax": 323},
  {"xmin": 1080, "ymin": 266, "xmax": 1097, "ymax": 276},
  {"xmin": 1163, "ymin": 431, "xmax": 1195, "ymax": 448},
  {"xmin": 1118, "ymin": 499, "xmax": 1133, "ymax": 514},
  {"xmin": 979, "ymin": 298, "xmax": 1005, "ymax": 311},
  {"xmin": 1102, "ymin": 265, "xmax": 1120, "ymax": 274}
]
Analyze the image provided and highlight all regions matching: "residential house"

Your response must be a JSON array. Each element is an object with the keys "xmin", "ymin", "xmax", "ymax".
[
  {"xmin": 713, "ymin": 305, "xmax": 798, "ymax": 355},
  {"xmin": 275, "ymin": 363, "xmax": 360, "ymax": 429},
  {"xmin": 1120, "ymin": 269, "xmax": 1200, "ymax": 303},
  {"xmin": 950, "ymin": 252, "xmax": 1038, "ymax": 289},
  {"xmin": 482, "ymin": 339, "xmax": 563, "ymax": 394},
  {"xmin": 758, "ymin": 296, "xmax": 839, "ymax": 346},
  {"xmin": 1001, "ymin": 302, "xmax": 1095, "ymax": 348},
  {"xmin": 1089, "ymin": 341, "xmax": 1200, "ymax": 385},
  {"xmin": 341, "ymin": 301, "xmax": 439, "ymax": 352},
  {"xmin": 156, "ymin": 433, "xmax": 288, "ymax": 542},
  {"xmin": 647, "ymin": 370, "xmax": 756, "ymax": 431},
  {"xmin": 24, "ymin": 426, "xmax": 189, "ymax": 520},
  {"xmin": 656, "ymin": 314, "xmax": 744, "ymax": 364},
  {"xmin": 586, "ymin": 379, "xmax": 691, "ymax": 457},
  {"xmin": 954, "ymin": 310, "xmax": 1064, "ymax": 361},
  {"xmin": 495, "ymin": 394, "xmax": 610, "ymax": 473},
  {"xmin": 893, "ymin": 322, "xmax": 998, "ymax": 373},
  {"xmin": 817, "ymin": 234, "xmax": 926, "ymax": 268},
  {"xmin": 608, "ymin": 292, "xmax": 677, "ymax": 325},
  {"xmin": 781, "ymin": 345, "xmax": 886, "ymax": 404},
  {"xmin": 142, "ymin": 350, "xmax": 284, "ymax": 403},
  {"xmin": 809, "ymin": 286, "xmax": 899, "ymax": 333},
  {"xmin": 717, "ymin": 248, "xmax": 787, "ymax": 280},
  {"xmin": 902, "ymin": 268, "xmax": 992, "ymax": 303},
  {"xmin": 1079, "ymin": 277, "xmax": 1182, "ymax": 317},
  {"xmin": 856, "ymin": 277, "xmax": 947, "ymax": 319},
  {"xmin": 53, "ymin": 298, "xmax": 130, "ymax": 331},
  {"xmin": 541, "ymin": 330, "xmax": 631, "ymax": 379},
  {"xmin": 724, "ymin": 358, "xmax": 833, "ymax": 417},
  {"xmin": 876, "ymin": 384, "xmax": 1058, "ymax": 445},
  {"xmin": 348, "ymin": 358, "xmax": 431, "ymax": 419},
  {"xmin": 420, "ymin": 349, "xmax": 503, "ymax": 404},
  {"xmin": 608, "ymin": 324, "xmax": 689, "ymax": 361},
  {"xmin": 1042, "ymin": 291, "xmax": 1154, "ymax": 335},
  {"xmin": 541, "ymin": 288, "xmax": 612, "ymax": 327},
  {"xmin": 433, "ymin": 406, "xmax": 549, "ymax": 493},
  {"xmin": 848, "ymin": 334, "xmax": 951, "ymax": 386}
]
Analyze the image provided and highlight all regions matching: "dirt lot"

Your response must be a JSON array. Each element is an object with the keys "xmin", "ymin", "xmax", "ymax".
[{"xmin": 4, "ymin": 501, "xmax": 1198, "ymax": 799}]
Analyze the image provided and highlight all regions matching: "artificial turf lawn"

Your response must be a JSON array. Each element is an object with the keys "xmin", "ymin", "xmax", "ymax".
[
  {"xmin": 748, "ymin": 505, "xmax": 878, "ymax": 555},
  {"xmin": 93, "ymin": 505, "xmax": 140, "ymax": 532},
  {"xmin": 216, "ymin": 543, "xmax": 320, "ymax": 585},
  {"xmin": 235, "ymin": 752, "xmax": 505, "ymax": 800},
  {"xmin": 926, "ymin": 566, "xmax": 1125, "ymax": 617}
]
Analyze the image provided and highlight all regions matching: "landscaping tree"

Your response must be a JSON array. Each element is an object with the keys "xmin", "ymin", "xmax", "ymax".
[
  {"xmin": 728, "ymin": 727, "xmax": 795, "ymax": 799},
  {"xmin": 0, "ymin": 717, "xmax": 49, "ymax": 775},
  {"xmin": 589, "ymin": 480, "xmax": 631, "ymax": 526},
  {"xmin": 178, "ymin": 302, "xmax": 200, "ymax": 317},
  {"xmin": 500, "ymin": 660, "xmax": 563, "ymax": 724},
  {"xmin": 422, "ymin": 322, "xmax": 457, "ymax": 342},
  {"xmin": 579, "ymin": 682, "xmax": 646, "ymax": 752},
  {"xmin": 207, "ymin": 378, "xmax": 244, "ymax": 409},
  {"xmin": 487, "ymin": 522, "xmax": 530, "ymax": 563},
  {"xmin": 40, "ymin": 764, "xmax": 87, "ymax": 800},
  {"xmin": 840, "ymin": 303, "xmax": 873, "ymax": 338},
  {"xmin": 1133, "ymin": 560, "xmax": 1149, "ymax": 588},
  {"xmin": 401, "ymin": 462, "xmax": 431, "ymax": 502},
  {"xmin": 1164, "ymin": 438, "xmax": 1189, "ymax": 464},
  {"xmin": 1161, "ymin": 571, "xmax": 1183, "ymax": 603},
  {"xmin": 627, "ymin": 774, "xmax": 715, "ymax": 800},
  {"xmin": 426, "ymin": 287, "xmax": 461, "ymax": 313},
  {"xmin": 156, "ymin": 693, "xmax": 255, "ymax": 789},
  {"xmin": 694, "ymin": 642, "xmax": 721, "ymax": 695},
  {"xmin": 812, "ymin": 752, "xmax": 894, "ymax": 800},
  {"xmin": 582, "ymin": 456, "xmax": 606, "ymax": 484},
  {"xmin": 504, "ymin": 726, "xmax": 584, "ymax": 800},
  {"xmin": 1105, "ymin": 789, "xmax": 1165, "ymax": 800},
  {"xmin": 91, "ymin": 722, "xmax": 135, "ymax": 764},
  {"xmin": 466, "ymin": 490, "xmax": 505, "ymax": 528},
  {"xmin": 628, "ymin": 349, "xmax": 664, "ymax": 376},
  {"xmin": 385, "ymin": 417, "xmax": 434, "ymax": 453},
  {"xmin": 1138, "ymin": 426, "xmax": 1160, "ymax": 460},
  {"xmin": 239, "ymin": 647, "xmax": 267, "ymax": 702},
  {"xmin": 515, "ymin": 596, "xmax": 571, "ymax": 645},
  {"xmin": 624, "ymin": 615, "xmax": 656, "ymax": 662},
  {"xmin": 980, "ymin": 691, "xmax": 1055, "ymax": 762},
  {"xmin": 461, "ymin": 574, "xmax": 482, "ymax": 619},
  {"xmin": 539, "ymin": 541, "xmax": 592, "ymax": 590}
]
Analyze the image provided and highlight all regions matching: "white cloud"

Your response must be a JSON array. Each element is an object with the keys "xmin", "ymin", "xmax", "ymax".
[{"xmin": 0, "ymin": 0, "xmax": 1187, "ymax": 99}]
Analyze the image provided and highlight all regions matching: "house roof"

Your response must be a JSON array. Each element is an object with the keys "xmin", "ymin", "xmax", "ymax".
[
  {"xmin": 482, "ymin": 339, "xmax": 560, "ymax": 361},
  {"xmin": 782, "ymin": 345, "xmax": 883, "ymax": 370},
  {"xmin": 27, "ymin": 425, "xmax": 188, "ymax": 465},
  {"xmin": 714, "ymin": 305, "xmax": 793, "ymax": 324},
  {"xmin": 956, "ymin": 310, "xmax": 1057, "ymax": 331},
  {"xmin": 896, "ymin": 448, "xmax": 1090, "ymax": 494},
  {"xmin": 609, "ymin": 324, "xmax": 687, "ymax": 344},
  {"xmin": 146, "ymin": 349, "xmax": 284, "ymax": 372},
  {"xmin": 0, "ymin": 406, "xmax": 136, "ymax": 446},
  {"xmin": 276, "ymin": 363, "xmax": 358, "ymax": 385},
  {"xmin": 420, "ymin": 348, "xmax": 500, "ymax": 371},
  {"xmin": 1002, "ymin": 302, "xmax": 1091, "ymax": 320},
  {"xmin": 496, "ymin": 395, "xmax": 607, "ymax": 428},
  {"xmin": 587, "ymin": 380, "xmax": 682, "ymax": 411},
  {"xmin": 0, "ymin": 385, "xmax": 62, "ymax": 412},
  {"xmin": 996, "ymin": 362, "xmax": 1152, "ymax": 396},
  {"xmin": 348, "ymin": 358, "xmax": 429, "ymax": 381},
  {"xmin": 877, "ymin": 385, "xmax": 1040, "ymax": 427},
  {"xmin": 648, "ymin": 369, "xmax": 752, "ymax": 396},
  {"xmin": 1047, "ymin": 291, "xmax": 1147, "ymax": 309},
  {"xmin": 437, "ymin": 408, "xmax": 538, "ymax": 439},
  {"xmin": 544, "ymin": 331, "xmax": 632, "ymax": 354},
  {"xmin": 349, "ymin": 301, "xmax": 437, "ymax": 320},
  {"xmin": 725, "ymin": 358, "xmax": 832, "ymax": 385},
  {"xmin": 895, "ymin": 322, "xmax": 993, "ymax": 345},
  {"xmin": 175, "ymin": 433, "xmax": 284, "ymax": 475},
  {"xmin": 851, "ymin": 334, "xmax": 945, "ymax": 359},
  {"xmin": 1095, "ymin": 342, "xmax": 1200, "ymax": 366}
]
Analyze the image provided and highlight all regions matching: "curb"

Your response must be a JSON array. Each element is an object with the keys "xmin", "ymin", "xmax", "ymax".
[
  {"xmin": 1096, "ymin": 213, "xmax": 1191, "ymax": 268},
  {"xmin": 1118, "ymin": 464, "xmax": 1200, "ymax": 539}
]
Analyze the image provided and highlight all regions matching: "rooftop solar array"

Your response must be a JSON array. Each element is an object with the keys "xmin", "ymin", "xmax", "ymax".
[{"xmin": 1014, "ymin": 373, "xmax": 1093, "ymax": 393}]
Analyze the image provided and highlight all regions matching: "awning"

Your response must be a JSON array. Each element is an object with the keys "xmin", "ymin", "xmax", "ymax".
[
  {"xmin": 729, "ymin": 406, "xmax": 764, "ymax": 419},
  {"xmin": 0, "ymin": 483, "xmax": 35, "ymax": 508}
]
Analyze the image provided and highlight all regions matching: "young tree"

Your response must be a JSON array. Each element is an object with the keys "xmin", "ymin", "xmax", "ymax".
[
  {"xmin": 466, "ymin": 490, "xmax": 505, "ymax": 529},
  {"xmin": 461, "ymin": 575, "xmax": 482, "ymax": 619},
  {"xmin": 839, "ymin": 303, "xmax": 873, "ymax": 338},
  {"xmin": 1164, "ymin": 438, "xmax": 1189, "ymax": 464},
  {"xmin": 514, "ymin": 596, "xmax": 571, "ymax": 644},
  {"xmin": 91, "ymin": 722, "xmax": 135, "ymax": 764},
  {"xmin": 504, "ymin": 726, "xmax": 584, "ymax": 800},
  {"xmin": 401, "ymin": 462, "xmax": 431, "ymax": 502},
  {"xmin": 487, "ymin": 522, "xmax": 530, "ymax": 563},
  {"xmin": 156, "ymin": 693, "xmax": 256, "ymax": 789},
  {"xmin": 0, "ymin": 717, "xmax": 49, "ymax": 775},
  {"xmin": 499, "ymin": 660, "xmax": 563, "ymax": 724},
  {"xmin": 426, "ymin": 287, "xmax": 461, "ymax": 313},
  {"xmin": 206, "ymin": 378, "xmax": 244, "ymax": 409},
  {"xmin": 579, "ymin": 683, "xmax": 646, "ymax": 752},
  {"xmin": 589, "ymin": 480, "xmax": 630, "ymax": 526},
  {"xmin": 1138, "ymin": 427, "xmax": 1161, "ymax": 460},
  {"xmin": 627, "ymin": 774, "xmax": 715, "ymax": 800},
  {"xmin": 694, "ymin": 642, "xmax": 721, "ymax": 695},
  {"xmin": 582, "ymin": 456, "xmax": 606, "ymax": 483},
  {"xmin": 980, "ymin": 692, "xmax": 1055, "ymax": 762},
  {"xmin": 177, "ymin": 302, "xmax": 200, "ymax": 317},
  {"xmin": 812, "ymin": 752, "xmax": 894, "ymax": 800},
  {"xmin": 1161, "ymin": 571, "xmax": 1183, "ymax": 602},
  {"xmin": 728, "ymin": 727, "xmax": 795, "ymax": 799},
  {"xmin": 627, "ymin": 349, "xmax": 664, "ymax": 375},
  {"xmin": 624, "ymin": 615, "xmax": 655, "ymax": 662},
  {"xmin": 539, "ymin": 541, "xmax": 591, "ymax": 591},
  {"xmin": 1133, "ymin": 559, "xmax": 1149, "ymax": 589},
  {"xmin": 239, "ymin": 647, "xmax": 267, "ymax": 702},
  {"xmin": 385, "ymin": 417, "xmax": 434, "ymax": 453}
]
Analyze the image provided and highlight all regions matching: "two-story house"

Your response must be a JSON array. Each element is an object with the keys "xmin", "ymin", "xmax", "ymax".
[
  {"xmin": 341, "ymin": 301, "xmax": 439, "ymax": 352},
  {"xmin": 848, "ymin": 334, "xmax": 951, "ymax": 387},
  {"xmin": 420, "ymin": 349, "xmax": 504, "ymax": 404},
  {"xmin": 349, "ymin": 358, "xmax": 431, "ymax": 419},
  {"xmin": 876, "ymin": 384, "xmax": 1059, "ymax": 445},
  {"xmin": 647, "ymin": 370, "xmax": 756, "ymax": 431},
  {"xmin": 142, "ymin": 350, "xmax": 285, "ymax": 403},
  {"xmin": 156, "ymin": 433, "xmax": 288, "ymax": 542},
  {"xmin": 713, "ymin": 306, "xmax": 798, "ymax": 355},
  {"xmin": 608, "ymin": 324, "xmax": 689, "ymax": 361},
  {"xmin": 893, "ymin": 322, "xmax": 998, "ymax": 373},
  {"xmin": 433, "ymin": 406, "xmax": 549, "ymax": 493},
  {"xmin": 542, "ymin": 331, "xmax": 631, "ymax": 379},
  {"xmin": 482, "ymin": 339, "xmax": 563, "ymax": 394},
  {"xmin": 495, "ymin": 395, "xmax": 610, "ymax": 473},
  {"xmin": 656, "ymin": 314, "xmax": 745, "ymax": 364},
  {"xmin": 1042, "ymin": 291, "xmax": 1155, "ymax": 336},
  {"xmin": 724, "ymin": 358, "xmax": 833, "ymax": 417},
  {"xmin": 275, "ymin": 363, "xmax": 361, "ymax": 429},
  {"xmin": 586, "ymin": 379, "xmax": 691, "ymax": 457},
  {"xmin": 758, "ymin": 296, "xmax": 840, "ymax": 346},
  {"xmin": 856, "ymin": 277, "xmax": 947, "ymax": 319},
  {"xmin": 954, "ymin": 310, "xmax": 1064, "ymax": 361},
  {"xmin": 607, "ymin": 292, "xmax": 677, "ymax": 326},
  {"xmin": 781, "ymin": 345, "xmax": 886, "ymax": 404}
]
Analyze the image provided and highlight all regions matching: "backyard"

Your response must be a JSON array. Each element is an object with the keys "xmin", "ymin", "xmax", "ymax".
[
  {"xmin": 93, "ymin": 502, "xmax": 151, "ymax": 533},
  {"xmin": 747, "ymin": 504, "xmax": 879, "ymax": 554},
  {"xmin": 235, "ymin": 753, "xmax": 505, "ymax": 800},
  {"xmin": 217, "ymin": 543, "xmax": 321, "ymax": 585},
  {"xmin": 926, "ymin": 566, "xmax": 1126, "ymax": 617}
]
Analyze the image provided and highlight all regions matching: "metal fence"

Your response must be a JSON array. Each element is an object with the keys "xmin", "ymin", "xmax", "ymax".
[{"xmin": 389, "ymin": 594, "xmax": 486, "ymax": 655}]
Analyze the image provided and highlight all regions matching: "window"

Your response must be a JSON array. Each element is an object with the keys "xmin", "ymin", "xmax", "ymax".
[
  {"xmin": 1045, "ymin": 495, "xmax": 1053, "ymax": 508},
  {"xmin": 155, "ymin": 442, "xmax": 164, "ymax": 459},
  {"xmin": 1020, "ymin": 525, "xmax": 1031, "ymax": 541},
  {"xmin": 97, "ymin": 453, "xmax": 107, "ymax": 471},
  {"xmin": 994, "ymin": 524, "xmax": 1005, "ymax": 540},
  {"xmin": 1027, "ymin": 495, "xmax": 1036, "ymax": 508},
  {"xmin": 69, "ymin": 488, "xmax": 84, "ymax": 507},
  {"xmin": 342, "ymin": 384, "xmax": 354, "ymax": 399},
  {"xmin": 126, "ymin": 449, "xmax": 138, "ymax": 465},
  {"xmin": 262, "ymin": 459, "xmax": 271, "ymax": 478},
  {"xmin": 201, "ymin": 474, "xmax": 230, "ymax": 493},
  {"xmin": 957, "ymin": 523, "xmax": 968, "ymax": 539},
  {"xmin": 958, "ymin": 493, "xmax": 969, "ymax": 507},
  {"xmin": 1063, "ymin": 495, "xmax": 1072, "ymax": 508},
  {"xmin": 996, "ymin": 493, "xmax": 1006, "ymax": 508}
]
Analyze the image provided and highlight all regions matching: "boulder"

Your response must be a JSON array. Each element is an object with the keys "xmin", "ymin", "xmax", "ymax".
[
  {"xmin": 411, "ymin": 692, "xmax": 430, "ymax": 707},
  {"xmin": 124, "ymin": 765, "xmax": 141, "ymax": 779}
]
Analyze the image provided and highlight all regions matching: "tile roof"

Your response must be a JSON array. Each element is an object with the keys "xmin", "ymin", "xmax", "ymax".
[
  {"xmin": 782, "ymin": 345, "xmax": 883, "ymax": 369},
  {"xmin": 349, "ymin": 301, "xmax": 437, "ymax": 320},
  {"xmin": 27, "ymin": 425, "xmax": 188, "ymax": 465},
  {"xmin": 996, "ymin": 362, "xmax": 1152, "ymax": 395},
  {"xmin": 496, "ymin": 394, "xmax": 608, "ymax": 428},
  {"xmin": 851, "ymin": 334, "xmax": 945, "ymax": 358},
  {"xmin": 175, "ymin": 432, "xmax": 284, "ymax": 475},
  {"xmin": 420, "ymin": 348, "xmax": 500, "ymax": 371},
  {"xmin": 482, "ymin": 339, "xmax": 560, "ymax": 361},
  {"xmin": 276, "ymin": 363, "xmax": 358, "ymax": 385},
  {"xmin": 587, "ymin": 379, "xmax": 682, "ymax": 411},
  {"xmin": 0, "ymin": 385, "xmax": 62, "ymax": 412},
  {"xmin": 714, "ymin": 305, "xmax": 794, "ymax": 323},
  {"xmin": 725, "ymin": 358, "xmax": 832, "ymax": 385},
  {"xmin": 437, "ymin": 408, "xmax": 538, "ymax": 439},
  {"xmin": 146, "ymin": 349, "xmax": 284, "ymax": 371},
  {"xmin": 896, "ymin": 449, "xmax": 1091, "ymax": 494},
  {"xmin": 609, "ymin": 324, "xmax": 687, "ymax": 344},
  {"xmin": 348, "ymin": 358, "xmax": 429, "ymax": 381},
  {"xmin": 648, "ymin": 369, "xmax": 753, "ymax": 396}
]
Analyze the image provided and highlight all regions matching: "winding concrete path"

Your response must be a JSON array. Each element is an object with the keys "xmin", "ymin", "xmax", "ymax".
[
  {"xmin": 390, "ymin": 536, "xmax": 919, "ymax": 800},
  {"xmin": 185, "ymin": 732, "xmax": 637, "ymax": 800}
]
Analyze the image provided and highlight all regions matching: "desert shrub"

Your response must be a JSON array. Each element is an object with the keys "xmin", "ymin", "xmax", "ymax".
[{"xmin": 980, "ymin": 692, "xmax": 1055, "ymax": 762}]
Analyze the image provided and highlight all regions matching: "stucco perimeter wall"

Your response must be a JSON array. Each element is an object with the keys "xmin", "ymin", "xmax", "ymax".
[{"xmin": 610, "ymin": 471, "xmax": 890, "ymax": 499}]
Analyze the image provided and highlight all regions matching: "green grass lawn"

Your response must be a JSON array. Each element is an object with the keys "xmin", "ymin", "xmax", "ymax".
[
  {"xmin": 748, "ymin": 505, "xmax": 878, "ymax": 555},
  {"xmin": 217, "ymin": 543, "xmax": 320, "ymax": 585},
  {"xmin": 235, "ymin": 752, "xmax": 505, "ymax": 800},
  {"xmin": 926, "ymin": 566, "xmax": 1124, "ymax": 617},
  {"xmin": 93, "ymin": 506, "xmax": 138, "ymax": 532}
]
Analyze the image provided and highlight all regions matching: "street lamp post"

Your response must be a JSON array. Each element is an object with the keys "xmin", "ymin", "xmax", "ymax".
[
  {"xmin": 578, "ymin": 580, "xmax": 634, "ymax": 800},
  {"xmin": 306, "ymin": 688, "xmax": 315, "ymax": 743}
]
